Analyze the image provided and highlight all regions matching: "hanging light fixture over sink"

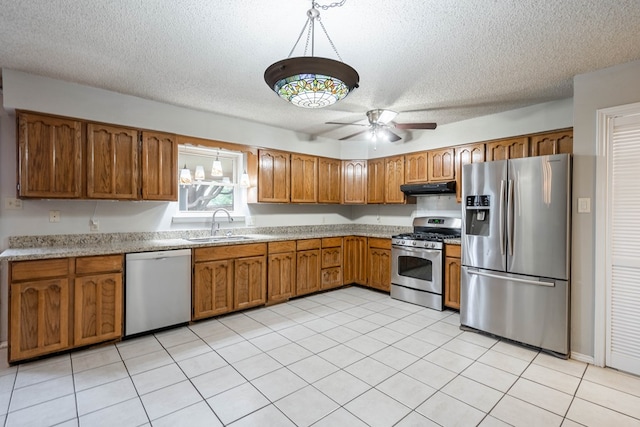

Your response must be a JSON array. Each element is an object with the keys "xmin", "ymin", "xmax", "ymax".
[{"xmin": 264, "ymin": 0, "xmax": 359, "ymax": 109}]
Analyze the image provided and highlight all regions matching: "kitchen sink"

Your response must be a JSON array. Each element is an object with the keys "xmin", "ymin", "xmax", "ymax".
[{"xmin": 186, "ymin": 235, "xmax": 254, "ymax": 243}]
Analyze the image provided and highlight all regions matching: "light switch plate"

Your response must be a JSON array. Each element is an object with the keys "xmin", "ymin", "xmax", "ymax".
[
  {"xmin": 578, "ymin": 198, "xmax": 591, "ymax": 213},
  {"xmin": 49, "ymin": 210, "xmax": 60, "ymax": 222}
]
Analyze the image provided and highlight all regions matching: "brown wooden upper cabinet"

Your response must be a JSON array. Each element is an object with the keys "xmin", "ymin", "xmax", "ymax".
[
  {"xmin": 18, "ymin": 112, "xmax": 83, "ymax": 198},
  {"xmin": 318, "ymin": 157, "xmax": 341, "ymax": 204},
  {"xmin": 454, "ymin": 143, "xmax": 485, "ymax": 202},
  {"xmin": 17, "ymin": 112, "xmax": 178, "ymax": 201},
  {"xmin": 485, "ymin": 137, "xmax": 529, "ymax": 161},
  {"xmin": 290, "ymin": 153, "xmax": 318, "ymax": 203},
  {"xmin": 367, "ymin": 158, "xmax": 385, "ymax": 204},
  {"xmin": 385, "ymin": 155, "xmax": 406, "ymax": 203},
  {"xmin": 141, "ymin": 131, "xmax": 178, "ymax": 201},
  {"xmin": 404, "ymin": 151, "xmax": 429, "ymax": 184},
  {"xmin": 342, "ymin": 160, "xmax": 367, "ymax": 204},
  {"xmin": 258, "ymin": 149, "xmax": 290, "ymax": 202},
  {"xmin": 86, "ymin": 123, "xmax": 139, "ymax": 199},
  {"xmin": 428, "ymin": 148, "xmax": 455, "ymax": 182},
  {"xmin": 530, "ymin": 129, "xmax": 573, "ymax": 156}
]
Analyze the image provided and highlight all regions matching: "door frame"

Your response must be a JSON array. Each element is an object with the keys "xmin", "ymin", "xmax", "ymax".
[{"xmin": 594, "ymin": 101, "xmax": 640, "ymax": 367}]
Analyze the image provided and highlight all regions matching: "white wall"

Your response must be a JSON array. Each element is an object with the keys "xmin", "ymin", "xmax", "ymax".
[{"xmin": 571, "ymin": 59, "xmax": 640, "ymax": 358}]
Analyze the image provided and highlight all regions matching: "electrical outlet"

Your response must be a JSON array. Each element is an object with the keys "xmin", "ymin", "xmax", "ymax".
[
  {"xmin": 245, "ymin": 216, "xmax": 254, "ymax": 226},
  {"xmin": 49, "ymin": 210, "xmax": 60, "ymax": 223},
  {"xmin": 4, "ymin": 198, "xmax": 23, "ymax": 210},
  {"xmin": 90, "ymin": 219, "xmax": 100, "ymax": 231}
]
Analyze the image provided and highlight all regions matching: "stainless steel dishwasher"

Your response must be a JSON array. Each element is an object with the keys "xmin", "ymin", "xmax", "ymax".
[{"xmin": 125, "ymin": 249, "xmax": 192, "ymax": 336}]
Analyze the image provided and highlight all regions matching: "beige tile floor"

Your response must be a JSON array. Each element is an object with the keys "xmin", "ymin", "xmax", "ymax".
[{"xmin": 1, "ymin": 286, "xmax": 639, "ymax": 426}]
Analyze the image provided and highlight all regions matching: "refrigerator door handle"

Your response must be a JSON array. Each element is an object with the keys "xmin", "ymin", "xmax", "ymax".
[
  {"xmin": 507, "ymin": 179, "xmax": 514, "ymax": 256},
  {"xmin": 467, "ymin": 268, "xmax": 556, "ymax": 287},
  {"xmin": 499, "ymin": 180, "xmax": 506, "ymax": 255}
]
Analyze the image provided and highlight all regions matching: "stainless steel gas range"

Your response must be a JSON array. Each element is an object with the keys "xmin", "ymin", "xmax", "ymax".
[{"xmin": 391, "ymin": 216, "xmax": 462, "ymax": 310}]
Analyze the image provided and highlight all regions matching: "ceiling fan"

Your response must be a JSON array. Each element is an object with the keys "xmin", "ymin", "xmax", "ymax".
[{"xmin": 326, "ymin": 109, "xmax": 437, "ymax": 142}]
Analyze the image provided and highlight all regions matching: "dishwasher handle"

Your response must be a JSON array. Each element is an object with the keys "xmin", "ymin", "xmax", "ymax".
[{"xmin": 126, "ymin": 249, "xmax": 192, "ymax": 261}]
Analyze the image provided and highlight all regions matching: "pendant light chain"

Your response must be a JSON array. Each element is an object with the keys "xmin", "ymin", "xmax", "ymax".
[{"xmin": 287, "ymin": 0, "xmax": 347, "ymax": 60}]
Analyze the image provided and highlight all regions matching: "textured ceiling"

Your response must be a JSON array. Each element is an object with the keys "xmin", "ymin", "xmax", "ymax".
[{"xmin": 1, "ymin": 1, "xmax": 640, "ymax": 141}]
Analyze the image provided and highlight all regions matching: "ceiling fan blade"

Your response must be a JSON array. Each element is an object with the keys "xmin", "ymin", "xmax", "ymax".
[
  {"xmin": 380, "ymin": 128, "xmax": 402, "ymax": 142},
  {"xmin": 394, "ymin": 122, "xmax": 438, "ymax": 130},
  {"xmin": 339, "ymin": 129, "xmax": 370, "ymax": 140},
  {"xmin": 325, "ymin": 121, "xmax": 368, "ymax": 126}
]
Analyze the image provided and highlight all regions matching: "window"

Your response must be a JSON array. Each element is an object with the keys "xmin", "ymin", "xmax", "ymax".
[{"xmin": 176, "ymin": 145, "xmax": 245, "ymax": 216}]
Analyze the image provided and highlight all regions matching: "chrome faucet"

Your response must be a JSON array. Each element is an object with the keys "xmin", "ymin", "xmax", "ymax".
[{"xmin": 211, "ymin": 208, "xmax": 233, "ymax": 236}]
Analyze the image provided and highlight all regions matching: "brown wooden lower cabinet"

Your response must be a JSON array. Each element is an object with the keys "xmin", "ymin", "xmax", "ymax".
[
  {"xmin": 343, "ymin": 236, "xmax": 367, "ymax": 285},
  {"xmin": 193, "ymin": 243, "xmax": 267, "ymax": 320},
  {"xmin": 444, "ymin": 244, "xmax": 462, "ymax": 310},
  {"xmin": 367, "ymin": 237, "xmax": 392, "ymax": 292},
  {"xmin": 321, "ymin": 237, "xmax": 343, "ymax": 290},
  {"xmin": 267, "ymin": 241, "xmax": 296, "ymax": 304},
  {"xmin": 193, "ymin": 260, "xmax": 234, "ymax": 319},
  {"xmin": 296, "ymin": 239, "xmax": 321, "ymax": 296},
  {"xmin": 74, "ymin": 255, "xmax": 123, "ymax": 347},
  {"xmin": 9, "ymin": 255, "xmax": 123, "ymax": 363}
]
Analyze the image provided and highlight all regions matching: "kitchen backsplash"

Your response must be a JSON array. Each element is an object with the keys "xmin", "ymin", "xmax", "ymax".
[{"xmin": 416, "ymin": 194, "xmax": 461, "ymax": 218}]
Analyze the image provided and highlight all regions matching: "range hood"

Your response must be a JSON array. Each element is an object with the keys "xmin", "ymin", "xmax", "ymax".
[{"xmin": 400, "ymin": 181, "xmax": 456, "ymax": 195}]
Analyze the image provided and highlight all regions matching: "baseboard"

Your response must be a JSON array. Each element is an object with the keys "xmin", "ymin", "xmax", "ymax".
[{"xmin": 570, "ymin": 351, "xmax": 595, "ymax": 365}]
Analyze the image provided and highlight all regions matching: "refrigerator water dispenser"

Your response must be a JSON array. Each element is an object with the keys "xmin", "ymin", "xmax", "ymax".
[{"xmin": 465, "ymin": 195, "xmax": 490, "ymax": 236}]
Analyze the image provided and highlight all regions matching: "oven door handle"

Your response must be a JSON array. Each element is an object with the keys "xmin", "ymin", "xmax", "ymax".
[{"xmin": 392, "ymin": 246, "xmax": 441, "ymax": 256}]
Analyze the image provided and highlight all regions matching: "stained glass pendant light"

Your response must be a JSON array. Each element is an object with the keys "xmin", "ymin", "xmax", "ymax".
[{"xmin": 264, "ymin": 1, "xmax": 359, "ymax": 109}]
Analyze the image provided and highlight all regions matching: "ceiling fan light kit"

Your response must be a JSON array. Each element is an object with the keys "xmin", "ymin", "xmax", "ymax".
[{"xmin": 264, "ymin": 1, "xmax": 359, "ymax": 109}]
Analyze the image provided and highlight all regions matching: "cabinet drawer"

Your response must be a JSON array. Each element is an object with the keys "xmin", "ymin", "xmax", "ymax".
[
  {"xmin": 297, "ymin": 239, "xmax": 321, "ymax": 251},
  {"xmin": 445, "ymin": 244, "xmax": 461, "ymax": 258},
  {"xmin": 268, "ymin": 240, "xmax": 296, "ymax": 254},
  {"xmin": 368, "ymin": 237, "xmax": 391, "ymax": 250},
  {"xmin": 76, "ymin": 255, "xmax": 123, "ymax": 274},
  {"xmin": 11, "ymin": 258, "xmax": 70, "ymax": 282},
  {"xmin": 321, "ymin": 267, "xmax": 342, "ymax": 289},
  {"xmin": 321, "ymin": 237, "xmax": 342, "ymax": 248},
  {"xmin": 322, "ymin": 247, "xmax": 342, "ymax": 268},
  {"xmin": 194, "ymin": 243, "xmax": 267, "ymax": 262}
]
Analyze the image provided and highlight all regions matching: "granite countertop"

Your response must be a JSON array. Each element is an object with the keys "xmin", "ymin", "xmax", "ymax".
[
  {"xmin": 443, "ymin": 238, "xmax": 462, "ymax": 245},
  {"xmin": 0, "ymin": 225, "xmax": 410, "ymax": 261}
]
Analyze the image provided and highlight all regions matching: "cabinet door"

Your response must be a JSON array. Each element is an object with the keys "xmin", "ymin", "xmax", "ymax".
[
  {"xmin": 367, "ymin": 158, "xmax": 385, "ymax": 204},
  {"xmin": 296, "ymin": 249, "xmax": 320, "ymax": 296},
  {"xmin": 405, "ymin": 152, "xmax": 429, "ymax": 184},
  {"xmin": 530, "ymin": 130, "xmax": 573, "ymax": 156},
  {"xmin": 428, "ymin": 148, "xmax": 455, "ymax": 182},
  {"xmin": 10, "ymin": 279, "xmax": 70, "ymax": 362},
  {"xmin": 87, "ymin": 123, "xmax": 139, "ymax": 199},
  {"xmin": 342, "ymin": 160, "xmax": 367, "ymax": 204},
  {"xmin": 343, "ymin": 236, "xmax": 367, "ymax": 285},
  {"xmin": 444, "ymin": 256, "xmax": 461, "ymax": 310},
  {"xmin": 385, "ymin": 156, "xmax": 406, "ymax": 203},
  {"xmin": 318, "ymin": 157, "xmax": 341, "ymax": 203},
  {"xmin": 74, "ymin": 272, "xmax": 123, "ymax": 346},
  {"xmin": 268, "ymin": 251, "xmax": 296, "ymax": 304},
  {"xmin": 234, "ymin": 255, "xmax": 267, "ymax": 310},
  {"xmin": 454, "ymin": 143, "xmax": 485, "ymax": 202},
  {"xmin": 368, "ymin": 247, "xmax": 391, "ymax": 292},
  {"xmin": 486, "ymin": 137, "xmax": 529, "ymax": 161},
  {"xmin": 258, "ymin": 149, "xmax": 290, "ymax": 202},
  {"xmin": 18, "ymin": 112, "xmax": 83, "ymax": 198},
  {"xmin": 193, "ymin": 260, "xmax": 233, "ymax": 319},
  {"xmin": 141, "ymin": 131, "xmax": 178, "ymax": 201},
  {"xmin": 290, "ymin": 154, "xmax": 318, "ymax": 203}
]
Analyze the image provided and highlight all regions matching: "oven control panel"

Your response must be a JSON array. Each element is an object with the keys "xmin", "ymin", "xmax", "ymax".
[{"xmin": 391, "ymin": 238, "xmax": 443, "ymax": 250}]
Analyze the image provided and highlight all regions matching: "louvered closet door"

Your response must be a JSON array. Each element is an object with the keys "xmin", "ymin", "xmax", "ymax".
[{"xmin": 607, "ymin": 113, "xmax": 640, "ymax": 375}]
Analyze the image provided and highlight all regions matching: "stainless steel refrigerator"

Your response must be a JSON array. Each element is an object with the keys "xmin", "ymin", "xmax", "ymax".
[{"xmin": 461, "ymin": 154, "xmax": 571, "ymax": 356}]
